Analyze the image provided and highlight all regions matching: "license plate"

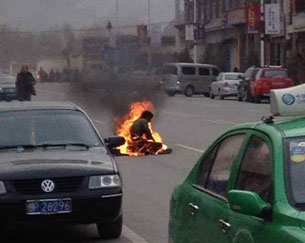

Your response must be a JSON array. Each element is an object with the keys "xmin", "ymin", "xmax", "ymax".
[{"xmin": 26, "ymin": 199, "xmax": 72, "ymax": 215}]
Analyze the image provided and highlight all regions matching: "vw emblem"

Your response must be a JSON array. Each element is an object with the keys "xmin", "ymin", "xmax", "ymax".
[{"xmin": 41, "ymin": 179, "xmax": 55, "ymax": 193}]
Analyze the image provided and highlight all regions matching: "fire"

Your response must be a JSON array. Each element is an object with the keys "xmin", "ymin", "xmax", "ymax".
[{"xmin": 115, "ymin": 101, "xmax": 168, "ymax": 156}]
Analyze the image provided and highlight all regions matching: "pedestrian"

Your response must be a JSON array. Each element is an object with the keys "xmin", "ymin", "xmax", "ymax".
[
  {"xmin": 48, "ymin": 68, "xmax": 56, "ymax": 82},
  {"xmin": 55, "ymin": 69, "xmax": 61, "ymax": 82},
  {"xmin": 129, "ymin": 110, "xmax": 162, "ymax": 155},
  {"xmin": 38, "ymin": 67, "xmax": 48, "ymax": 83},
  {"xmin": 16, "ymin": 66, "xmax": 36, "ymax": 101}
]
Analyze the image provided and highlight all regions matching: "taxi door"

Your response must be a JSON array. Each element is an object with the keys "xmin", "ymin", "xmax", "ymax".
[
  {"xmin": 226, "ymin": 132, "xmax": 275, "ymax": 243},
  {"xmin": 185, "ymin": 132, "xmax": 247, "ymax": 243}
]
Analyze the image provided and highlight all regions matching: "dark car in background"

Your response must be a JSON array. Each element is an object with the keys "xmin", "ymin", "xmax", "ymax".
[
  {"xmin": 237, "ymin": 66, "xmax": 293, "ymax": 103},
  {"xmin": 237, "ymin": 66, "xmax": 258, "ymax": 102},
  {"xmin": 0, "ymin": 74, "xmax": 17, "ymax": 101},
  {"xmin": 0, "ymin": 102, "xmax": 125, "ymax": 239}
]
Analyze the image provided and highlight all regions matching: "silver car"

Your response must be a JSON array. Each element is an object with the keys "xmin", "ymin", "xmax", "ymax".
[{"xmin": 210, "ymin": 72, "xmax": 244, "ymax": 100}]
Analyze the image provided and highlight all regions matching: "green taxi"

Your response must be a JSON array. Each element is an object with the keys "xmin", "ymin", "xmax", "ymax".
[{"xmin": 169, "ymin": 85, "xmax": 305, "ymax": 242}]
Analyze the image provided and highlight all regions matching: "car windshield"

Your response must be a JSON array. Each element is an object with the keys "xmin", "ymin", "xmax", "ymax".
[
  {"xmin": 285, "ymin": 137, "xmax": 305, "ymax": 207},
  {"xmin": 0, "ymin": 109, "xmax": 102, "ymax": 149},
  {"xmin": 263, "ymin": 70, "xmax": 288, "ymax": 78},
  {"xmin": 0, "ymin": 75, "xmax": 15, "ymax": 84},
  {"xmin": 224, "ymin": 74, "xmax": 242, "ymax": 80}
]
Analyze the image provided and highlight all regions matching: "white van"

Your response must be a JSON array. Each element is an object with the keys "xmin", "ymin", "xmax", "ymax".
[{"xmin": 162, "ymin": 63, "xmax": 220, "ymax": 97}]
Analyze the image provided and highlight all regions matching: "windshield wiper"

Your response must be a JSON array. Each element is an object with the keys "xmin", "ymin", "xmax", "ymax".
[
  {"xmin": 0, "ymin": 145, "xmax": 37, "ymax": 150},
  {"xmin": 36, "ymin": 143, "xmax": 91, "ymax": 149}
]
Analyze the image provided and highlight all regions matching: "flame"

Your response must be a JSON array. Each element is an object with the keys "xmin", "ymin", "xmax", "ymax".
[{"xmin": 115, "ymin": 101, "xmax": 168, "ymax": 156}]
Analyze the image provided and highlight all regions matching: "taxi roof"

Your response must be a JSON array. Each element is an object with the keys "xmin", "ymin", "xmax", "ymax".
[
  {"xmin": 231, "ymin": 117, "xmax": 305, "ymax": 139},
  {"xmin": 0, "ymin": 101, "xmax": 80, "ymax": 112}
]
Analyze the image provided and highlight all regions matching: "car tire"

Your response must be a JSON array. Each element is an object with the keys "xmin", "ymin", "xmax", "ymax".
[
  {"xmin": 185, "ymin": 86, "xmax": 194, "ymax": 97},
  {"xmin": 203, "ymin": 92, "xmax": 210, "ymax": 98},
  {"xmin": 219, "ymin": 90, "xmax": 225, "ymax": 100},
  {"xmin": 166, "ymin": 91, "xmax": 176, "ymax": 97},
  {"xmin": 97, "ymin": 215, "xmax": 122, "ymax": 239},
  {"xmin": 237, "ymin": 91, "xmax": 242, "ymax": 102},
  {"xmin": 254, "ymin": 96, "xmax": 261, "ymax": 104},
  {"xmin": 210, "ymin": 90, "xmax": 215, "ymax": 99}
]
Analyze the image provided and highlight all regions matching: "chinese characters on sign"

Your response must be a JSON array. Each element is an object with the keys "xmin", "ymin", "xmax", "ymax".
[
  {"xmin": 246, "ymin": 5, "xmax": 261, "ymax": 34},
  {"xmin": 265, "ymin": 4, "xmax": 281, "ymax": 35}
]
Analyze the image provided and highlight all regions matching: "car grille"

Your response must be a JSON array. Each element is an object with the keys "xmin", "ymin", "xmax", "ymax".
[{"xmin": 10, "ymin": 177, "xmax": 84, "ymax": 195}]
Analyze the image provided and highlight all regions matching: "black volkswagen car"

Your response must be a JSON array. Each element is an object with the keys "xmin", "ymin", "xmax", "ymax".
[{"xmin": 0, "ymin": 102, "xmax": 125, "ymax": 239}]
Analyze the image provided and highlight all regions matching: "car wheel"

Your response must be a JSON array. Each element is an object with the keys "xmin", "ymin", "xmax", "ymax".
[
  {"xmin": 219, "ymin": 90, "xmax": 225, "ymax": 100},
  {"xmin": 97, "ymin": 215, "xmax": 122, "ymax": 239},
  {"xmin": 166, "ymin": 91, "xmax": 176, "ymax": 97},
  {"xmin": 237, "ymin": 91, "xmax": 242, "ymax": 102},
  {"xmin": 254, "ymin": 96, "xmax": 261, "ymax": 104},
  {"xmin": 185, "ymin": 86, "xmax": 194, "ymax": 97},
  {"xmin": 203, "ymin": 92, "xmax": 210, "ymax": 98},
  {"xmin": 210, "ymin": 90, "xmax": 215, "ymax": 99}
]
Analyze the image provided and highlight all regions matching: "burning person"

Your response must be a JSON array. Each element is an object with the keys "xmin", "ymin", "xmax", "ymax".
[{"xmin": 129, "ymin": 110, "xmax": 162, "ymax": 155}]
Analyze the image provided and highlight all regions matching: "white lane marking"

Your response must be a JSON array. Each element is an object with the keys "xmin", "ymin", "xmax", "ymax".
[
  {"xmin": 36, "ymin": 88, "xmax": 65, "ymax": 96},
  {"xmin": 244, "ymin": 108, "xmax": 265, "ymax": 113},
  {"xmin": 207, "ymin": 119, "xmax": 235, "ymax": 125},
  {"xmin": 175, "ymin": 144, "xmax": 205, "ymax": 154},
  {"xmin": 92, "ymin": 119, "xmax": 106, "ymax": 125},
  {"xmin": 123, "ymin": 225, "xmax": 149, "ymax": 243},
  {"xmin": 163, "ymin": 111, "xmax": 235, "ymax": 125}
]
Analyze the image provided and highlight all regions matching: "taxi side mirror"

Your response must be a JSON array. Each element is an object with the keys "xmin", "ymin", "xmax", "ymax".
[{"xmin": 228, "ymin": 190, "xmax": 271, "ymax": 219}]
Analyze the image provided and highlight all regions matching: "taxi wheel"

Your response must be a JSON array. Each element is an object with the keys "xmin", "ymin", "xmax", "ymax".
[
  {"xmin": 97, "ymin": 215, "xmax": 122, "ymax": 239},
  {"xmin": 210, "ymin": 90, "xmax": 215, "ymax": 99}
]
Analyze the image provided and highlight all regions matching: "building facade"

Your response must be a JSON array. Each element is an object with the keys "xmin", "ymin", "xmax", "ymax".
[{"xmin": 178, "ymin": 0, "xmax": 303, "ymax": 71}]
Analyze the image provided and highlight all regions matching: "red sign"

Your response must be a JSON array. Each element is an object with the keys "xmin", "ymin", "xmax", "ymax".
[
  {"xmin": 246, "ymin": 5, "xmax": 261, "ymax": 34},
  {"xmin": 137, "ymin": 25, "xmax": 148, "ymax": 42}
]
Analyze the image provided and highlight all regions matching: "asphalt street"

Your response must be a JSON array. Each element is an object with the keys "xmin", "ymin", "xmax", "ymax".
[{"xmin": 4, "ymin": 82, "xmax": 270, "ymax": 243}]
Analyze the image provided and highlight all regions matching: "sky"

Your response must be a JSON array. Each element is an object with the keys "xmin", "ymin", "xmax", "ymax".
[{"xmin": 0, "ymin": 0, "xmax": 176, "ymax": 31}]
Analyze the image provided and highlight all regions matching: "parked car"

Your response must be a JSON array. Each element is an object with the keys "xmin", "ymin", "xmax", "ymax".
[
  {"xmin": 237, "ymin": 66, "xmax": 259, "ymax": 102},
  {"xmin": 168, "ymin": 87, "xmax": 305, "ymax": 243},
  {"xmin": 162, "ymin": 63, "xmax": 220, "ymax": 97},
  {"xmin": 210, "ymin": 72, "xmax": 244, "ymax": 100},
  {"xmin": 0, "ymin": 74, "xmax": 17, "ymax": 101},
  {"xmin": 0, "ymin": 102, "xmax": 125, "ymax": 239},
  {"xmin": 239, "ymin": 66, "xmax": 293, "ymax": 103}
]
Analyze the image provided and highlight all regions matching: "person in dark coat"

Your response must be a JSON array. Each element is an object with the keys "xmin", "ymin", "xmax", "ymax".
[
  {"xmin": 129, "ymin": 110, "xmax": 162, "ymax": 155},
  {"xmin": 16, "ymin": 66, "xmax": 36, "ymax": 101}
]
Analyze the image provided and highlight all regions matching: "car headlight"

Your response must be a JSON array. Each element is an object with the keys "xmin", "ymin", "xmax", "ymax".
[
  {"xmin": 0, "ymin": 181, "xmax": 6, "ymax": 195},
  {"xmin": 89, "ymin": 175, "xmax": 121, "ymax": 189},
  {"xmin": 176, "ymin": 81, "xmax": 180, "ymax": 85}
]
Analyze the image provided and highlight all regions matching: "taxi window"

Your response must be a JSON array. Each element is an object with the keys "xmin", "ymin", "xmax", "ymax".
[
  {"xmin": 285, "ymin": 137, "xmax": 305, "ymax": 208},
  {"xmin": 235, "ymin": 136, "xmax": 272, "ymax": 202},
  {"xmin": 196, "ymin": 134, "xmax": 245, "ymax": 197}
]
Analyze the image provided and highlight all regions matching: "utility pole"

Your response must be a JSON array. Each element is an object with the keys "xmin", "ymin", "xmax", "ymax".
[
  {"xmin": 148, "ymin": 0, "xmax": 152, "ymax": 71},
  {"xmin": 193, "ymin": 0, "xmax": 198, "ymax": 63},
  {"xmin": 260, "ymin": 0, "xmax": 265, "ymax": 67},
  {"xmin": 115, "ymin": 0, "xmax": 119, "ymax": 73}
]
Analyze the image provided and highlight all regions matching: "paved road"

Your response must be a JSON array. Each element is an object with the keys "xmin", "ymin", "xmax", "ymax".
[{"xmin": 5, "ymin": 83, "xmax": 270, "ymax": 243}]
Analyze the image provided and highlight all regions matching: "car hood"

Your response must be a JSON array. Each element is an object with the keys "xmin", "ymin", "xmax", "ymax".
[{"xmin": 0, "ymin": 148, "xmax": 115, "ymax": 180}]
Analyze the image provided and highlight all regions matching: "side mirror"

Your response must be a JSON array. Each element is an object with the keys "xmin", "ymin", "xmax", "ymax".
[
  {"xmin": 105, "ymin": 136, "xmax": 126, "ymax": 148},
  {"xmin": 228, "ymin": 190, "xmax": 271, "ymax": 219}
]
